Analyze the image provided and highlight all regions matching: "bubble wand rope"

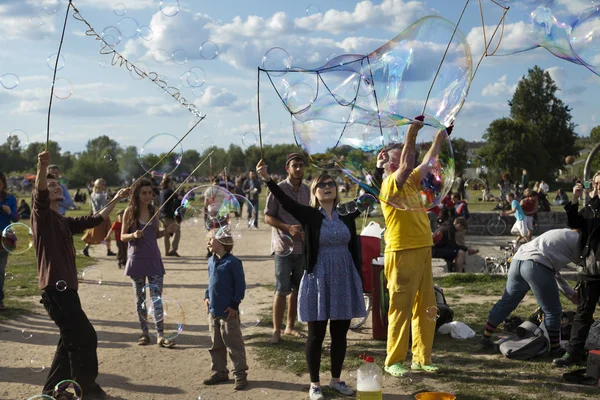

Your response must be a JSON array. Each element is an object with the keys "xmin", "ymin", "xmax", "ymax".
[
  {"xmin": 141, "ymin": 151, "xmax": 214, "ymax": 233},
  {"xmin": 94, "ymin": 117, "xmax": 205, "ymax": 215},
  {"xmin": 421, "ymin": 0, "xmax": 471, "ymax": 115},
  {"xmin": 257, "ymin": 68, "xmax": 264, "ymax": 159},
  {"xmin": 46, "ymin": 0, "xmax": 73, "ymax": 150}
]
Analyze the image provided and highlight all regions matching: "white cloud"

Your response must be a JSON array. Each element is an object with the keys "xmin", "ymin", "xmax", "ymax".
[
  {"xmin": 481, "ymin": 75, "xmax": 516, "ymax": 97},
  {"xmin": 295, "ymin": 0, "xmax": 429, "ymax": 34},
  {"xmin": 545, "ymin": 66, "xmax": 587, "ymax": 96}
]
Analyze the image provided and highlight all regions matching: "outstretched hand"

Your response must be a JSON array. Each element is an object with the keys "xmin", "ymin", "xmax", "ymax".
[
  {"xmin": 376, "ymin": 150, "xmax": 389, "ymax": 168},
  {"xmin": 256, "ymin": 159, "xmax": 269, "ymax": 180}
]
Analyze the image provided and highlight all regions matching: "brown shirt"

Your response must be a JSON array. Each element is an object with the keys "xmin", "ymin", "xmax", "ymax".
[
  {"xmin": 264, "ymin": 178, "xmax": 310, "ymax": 254},
  {"xmin": 32, "ymin": 189, "xmax": 104, "ymax": 291}
]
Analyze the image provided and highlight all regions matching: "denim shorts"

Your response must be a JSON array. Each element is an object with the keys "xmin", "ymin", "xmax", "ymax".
[{"xmin": 274, "ymin": 254, "xmax": 305, "ymax": 295}]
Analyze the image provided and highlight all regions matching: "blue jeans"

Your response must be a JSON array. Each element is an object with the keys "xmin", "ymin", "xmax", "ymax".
[
  {"xmin": 488, "ymin": 259, "xmax": 562, "ymax": 333},
  {"xmin": 0, "ymin": 250, "xmax": 8, "ymax": 304}
]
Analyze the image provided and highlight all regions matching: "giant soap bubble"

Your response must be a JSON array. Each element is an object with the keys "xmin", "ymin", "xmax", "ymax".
[{"xmin": 261, "ymin": 16, "xmax": 464, "ymax": 210}]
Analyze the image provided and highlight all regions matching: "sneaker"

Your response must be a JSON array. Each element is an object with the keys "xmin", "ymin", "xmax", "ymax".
[
  {"xmin": 168, "ymin": 251, "xmax": 181, "ymax": 257},
  {"xmin": 411, "ymin": 362, "xmax": 439, "ymax": 373},
  {"xmin": 553, "ymin": 352, "xmax": 585, "ymax": 367},
  {"xmin": 107, "ymin": 250, "xmax": 116, "ymax": 256},
  {"xmin": 384, "ymin": 363, "xmax": 409, "ymax": 377},
  {"xmin": 478, "ymin": 336, "xmax": 495, "ymax": 350},
  {"xmin": 203, "ymin": 374, "xmax": 230, "ymax": 385},
  {"xmin": 309, "ymin": 386, "xmax": 324, "ymax": 400},
  {"xmin": 549, "ymin": 347, "xmax": 566, "ymax": 358},
  {"xmin": 328, "ymin": 380, "xmax": 353, "ymax": 395},
  {"xmin": 234, "ymin": 379, "xmax": 248, "ymax": 390},
  {"xmin": 82, "ymin": 247, "xmax": 90, "ymax": 257}
]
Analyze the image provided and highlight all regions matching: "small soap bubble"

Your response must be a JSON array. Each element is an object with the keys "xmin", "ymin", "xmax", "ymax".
[
  {"xmin": 356, "ymin": 194, "xmax": 377, "ymax": 213},
  {"xmin": 54, "ymin": 380, "xmax": 82, "ymax": 400},
  {"xmin": 425, "ymin": 306, "xmax": 440, "ymax": 322},
  {"xmin": 2, "ymin": 223, "xmax": 33, "ymax": 254},
  {"xmin": 202, "ymin": 136, "xmax": 214, "ymax": 150},
  {"xmin": 285, "ymin": 351, "xmax": 297, "ymax": 366},
  {"xmin": 199, "ymin": 40, "xmax": 219, "ymax": 60},
  {"xmin": 240, "ymin": 306, "xmax": 261, "ymax": 328},
  {"xmin": 113, "ymin": 3, "xmax": 127, "ymax": 16},
  {"xmin": 306, "ymin": 4, "xmax": 322, "ymax": 20},
  {"xmin": 172, "ymin": 49, "xmax": 188, "ymax": 65},
  {"xmin": 44, "ymin": 1, "xmax": 60, "ymax": 14},
  {"xmin": 241, "ymin": 132, "xmax": 258, "ymax": 148},
  {"xmin": 138, "ymin": 26, "xmax": 154, "ymax": 41},
  {"xmin": 8, "ymin": 129, "xmax": 29, "ymax": 150},
  {"xmin": 152, "ymin": 49, "xmax": 171, "ymax": 63},
  {"xmin": 0, "ymin": 73, "xmax": 19, "ymax": 90},
  {"xmin": 308, "ymin": 273, "xmax": 315, "ymax": 279},
  {"xmin": 273, "ymin": 234, "xmax": 294, "ymax": 257},
  {"xmin": 21, "ymin": 329, "xmax": 33, "ymax": 339},
  {"xmin": 103, "ymin": 154, "xmax": 113, "ymax": 162},
  {"xmin": 102, "ymin": 294, "xmax": 112, "ymax": 301},
  {"xmin": 336, "ymin": 202, "xmax": 349, "ymax": 216},
  {"xmin": 160, "ymin": 0, "xmax": 179, "ymax": 17},
  {"xmin": 56, "ymin": 280, "xmax": 67, "ymax": 291},
  {"xmin": 82, "ymin": 267, "xmax": 102, "ymax": 285},
  {"xmin": 99, "ymin": 60, "xmax": 108, "ymax": 68},
  {"xmin": 138, "ymin": 133, "xmax": 183, "ymax": 175},
  {"xmin": 101, "ymin": 26, "xmax": 122, "ymax": 47},
  {"xmin": 29, "ymin": 356, "xmax": 46, "ymax": 372},
  {"xmin": 117, "ymin": 17, "xmax": 139, "ymax": 38},
  {"xmin": 183, "ymin": 67, "xmax": 206, "ymax": 88},
  {"xmin": 53, "ymin": 78, "xmax": 73, "ymax": 100},
  {"xmin": 5, "ymin": 272, "xmax": 14, "ymax": 281},
  {"xmin": 29, "ymin": 17, "xmax": 44, "ymax": 28},
  {"xmin": 261, "ymin": 47, "xmax": 291, "ymax": 77}
]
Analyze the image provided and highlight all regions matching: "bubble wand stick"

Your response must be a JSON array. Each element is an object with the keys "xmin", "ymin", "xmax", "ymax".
[{"xmin": 141, "ymin": 151, "xmax": 215, "ymax": 233}]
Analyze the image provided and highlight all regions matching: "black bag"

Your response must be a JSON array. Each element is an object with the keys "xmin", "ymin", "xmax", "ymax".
[
  {"xmin": 498, "ymin": 321, "xmax": 549, "ymax": 360},
  {"xmin": 434, "ymin": 285, "xmax": 454, "ymax": 330}
]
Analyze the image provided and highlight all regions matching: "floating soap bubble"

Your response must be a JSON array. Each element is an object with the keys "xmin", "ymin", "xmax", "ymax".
[
  {"xmin": 148, "ymin": 296, "xmax": 184, "ymax": 340},
  {"xmin": 53, "ymin": 78, "xmax": 73, "ymax": 99},
  {"xmin": 285, "ymin": 351, "xmax": 298, "ymax": 366},
  {"xmin": 273, "ymin": 234, "xmax": 294, "ymax": 257},
  {"xmin": 138, "ymin": 133, "xmax": 183, "ymax": 175},
  {"xmin": 183, "ymin": 67, "xmax": 206, "ymax": 88},
  {"xmin": 284, "ymin": 82, "xmax": 316, "ymax": 114},
  {"xmin": 138, "ymin": 26, "xmax": 154, "ymax": 41},
  {"xmin": 44, "ymin": 1, "xmax": 61, "ymax": 14},
  {"xmin": 113, "ymin": 3, "xmax": 127, "ymax": 16},
  {"xmin": 197, "ymin": 393, "xmax": 217, "ymax": 400},
  {"xmin": 357, "ymin": 193, "xmax": 377, "ymax": 212},
  {"xmin": 102, "ymin": 294, "xmax": 112, "ymax": 301},
  {"xmin": 152, "ymin": 49, "xmax": 171, "ymax": 63},
  {"xmin": 570, "ymin": 7, "xmax": 600, "ymax": 75},
  {"xmin": 5, "ymin": 272, "xmax": 13, "ymax": 281},
  {"xmin": 142, "ymin": 283, "xmax": 162, "ymax": 300},
  {"xmin": 8, "ymin": 129, "xmax": 30, "ymax": 150},
  {"xmin": 202, "ymin": 136, "xmax": 214, "ymax": 150},
  {"xmin": 118, "ymin": 17, "xmax": 139, "ymax": 38},
  {"xmin": 21, "ymin": 329, "xmax": 32, "ymax": 339},
  {"xmin": 82, "ymin": 267, "xmax": 102, "ymax": 285},
  {"xmin": 54, "ymin": 380, "xmax": 82, "ymax": 400},
  {"xmin": 242, "ymin": 132, "xmax": 258, "ymax": 148},
  {"xmin": 262, "ymin": 47, "xmax": 292, "ymax": 77},
  {"xmin": 240, "ymin": 305, "xmax": 260, "ymax": 328},
  {"xmin": 2, "ymin": 223, "xmax": 33, "ymax": 254},
  {"xmin": 29, "ymin": 17, "xmax": 44, "ymax": 28},
  {"xmin": 27, "ymin": 396, "xmax": 55, "ymax": 400},
  {"xmin": 199, "ymin": 40, "xmax": 219, "ymax": 60},
  {"xmin": 29, "ymin": 356, "xmax": 47, "ymax": 372},
  {"xmin": 336, "ymin": 200, "xmax": 357, "ymax": 216},
  {"xmin": 464, "ymin": 177, "xmax": 486, "ymax": 191},
  {"xmin": 192, "ymin": 86, "xmax": 205, "ymax": 97},
  {"xmin": 47, "ymin": 53, "xmax": 65, "ymax": 71},
  {"xmin": 172, "ymin": 49, "xmax": 188, "ymax": 65},
  {"xmin": 56, "ymin": 280, "xmax": 67, "ymax": 291},
  {"xmin": 215, "ymin": 194, "xmax": 256, "ymax": 241},
  {"xmin": 160, "ymin": 0, "xmax": 179, "ymax": 17},
  {"xmin": 308, "ymin": 273, "xmax": 315, "ymax": 279},
  {"xmin": 101, "ymin": 26, "xmax": 122, "ymax": 47},
  {"xmin": 103, "ymin": 154, "xmax": 113, "ymax": 162},
  {"xmin": 425, "ymin": 306, "xmax": 440, "ymax": 322},
  {"xmin": 99, "ymin": 60, "xmax": 107, "ymax": 68},
  {"xmin": 306, "ymin": 4, "xmax": 322, "ymax": 20},
  {"xmin": 0, "ymin": 73, "xmax": 19, "ymax": 90},
  {"xmin": 142, "ymin": 296, "xmax": 166, "ymax": 324}
]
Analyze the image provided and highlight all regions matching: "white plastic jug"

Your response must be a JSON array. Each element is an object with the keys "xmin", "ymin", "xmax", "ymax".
[
  {"xmin": 360, "ymin": 221, "xmax": 384, "ymax": 238},
  {"xmin": 356, "ymin": 356, "xmax": 382, "ymax": 400}
]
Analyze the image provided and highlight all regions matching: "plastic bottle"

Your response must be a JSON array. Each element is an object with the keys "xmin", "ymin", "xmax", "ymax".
[{"xmin": 356, "ymin": 355, "xmax": 382, "ymax": 400}]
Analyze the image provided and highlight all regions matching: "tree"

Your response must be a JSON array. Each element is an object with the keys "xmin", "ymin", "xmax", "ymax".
[
  {"xmin": 590, "ymin": 126, "xmax": 600, "ymax": 143},
  {"xmin": 480, "ymin": 66, "xmax": 577, "ymax": 182},
  {"xmin": 451, "ymin": 138, "xmax": 469, "ymax": 175}
]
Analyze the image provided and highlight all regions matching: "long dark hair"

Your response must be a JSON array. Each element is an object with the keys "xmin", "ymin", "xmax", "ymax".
[
  {"xmin": 0, "ymin": 173, "xmax": 8, "ymax": 200},
  {"xmin": 124, "ymin": 179, "xmax": 154, "ymax": 231}
]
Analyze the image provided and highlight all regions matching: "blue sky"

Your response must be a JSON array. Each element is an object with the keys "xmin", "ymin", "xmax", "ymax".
[{"xmin": 0, "ymin": 0, "xmax": 598, "ymax": 156}]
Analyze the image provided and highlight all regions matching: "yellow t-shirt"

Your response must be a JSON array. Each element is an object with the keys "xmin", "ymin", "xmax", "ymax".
[{"xmin": 380, "ymin": 170, "xmax": 433, "ymax": 252}]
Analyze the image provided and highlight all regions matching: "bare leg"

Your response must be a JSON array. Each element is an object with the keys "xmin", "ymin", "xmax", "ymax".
[
  {"xmin": 455, "ymin": 250, "xmax": 466, "ymax": 273},
  {"xmin": 269, "ymin": 294, "xmax": 286, "ymax": 344},
  {"xmin": 284, "ymin": 291, "xmax": 305, "ymax": 337}
]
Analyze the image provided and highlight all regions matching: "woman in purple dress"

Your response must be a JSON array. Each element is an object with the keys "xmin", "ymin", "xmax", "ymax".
[{"xmin": 121, "ymin": 179, "xmax": 179, "ymax": 348}]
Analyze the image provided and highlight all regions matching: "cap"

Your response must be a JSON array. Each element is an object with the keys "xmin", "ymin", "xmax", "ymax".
[{"xmin": 286, "ymin": 152, "xmax": 305, "ymax": 166}]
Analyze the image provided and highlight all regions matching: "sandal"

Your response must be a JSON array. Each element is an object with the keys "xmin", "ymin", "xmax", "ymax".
[
  {"xmin": 158, "ymin": 337, "xmax": 176, "ymax": 348},
  {"xmin": 411, "ymin": 362, "xmax": 440, "ymax": 373},
  {"xmin": 384, "ymin": 363, "xmax": 409, "ymax": 377},
  {"xmin": 137, "ymin": 334, "xmax": 150, "ymax": 346}
]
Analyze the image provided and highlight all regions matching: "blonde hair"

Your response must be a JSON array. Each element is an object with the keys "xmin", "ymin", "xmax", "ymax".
[
  {"xmin": 93, "ymin": 178, "xmax": 106, "ymax": 193},
  {"xmin": 309, "ymin": 172, "xmax": 340, "ymax": 208}
]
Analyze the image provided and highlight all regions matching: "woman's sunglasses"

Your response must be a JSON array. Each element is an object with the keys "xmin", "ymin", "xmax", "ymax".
[{"xmin": 316, "ymin": 181, "xmax": 336, "ymax": 190}]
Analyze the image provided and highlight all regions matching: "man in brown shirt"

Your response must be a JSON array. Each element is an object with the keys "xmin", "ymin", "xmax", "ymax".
[
  {"xmin": 264, "ymin": 153, "xmax": 310, "ymax": 344},
  {"xmin": 34, "ymin": 150, "xmax": 130, "ymax": 399}
]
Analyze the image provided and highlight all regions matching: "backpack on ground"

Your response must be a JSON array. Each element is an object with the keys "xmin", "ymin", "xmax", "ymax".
[
  {"xmin": 498, "ymin": 321, "xmax": 549, "ymax": 360},
  {"xmin": 434, "ymin": 285, "xmax": 454, "ymax": 331}
]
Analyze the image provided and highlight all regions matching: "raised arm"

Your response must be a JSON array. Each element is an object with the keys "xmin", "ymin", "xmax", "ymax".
[
  {"xmin": 33, "ymin": 151, "xmax": 51, "ymax": 219},
  {"xmin": 256, "ymin": 160, "xmax": 315, "ymax": 224},
  {"xmin": 392, "ymin": 118, "xmax": 423, "ymax": 188},
  {"xmin": 415, "ymin": 123, "xmax": 451, "ymax": 180},
  {"xmin": 565, "ymin": 182, "xmax": 584, "ymax": 230}
]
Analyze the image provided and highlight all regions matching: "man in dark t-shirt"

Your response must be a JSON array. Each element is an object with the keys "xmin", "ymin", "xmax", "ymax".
[{"xmin": 33, "ymin": 151, "xmax": 130, "ymax": 399}]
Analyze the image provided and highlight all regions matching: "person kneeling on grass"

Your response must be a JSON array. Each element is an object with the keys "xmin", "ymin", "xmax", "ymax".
[
  {"xmin": 479, "ymin": 228, "xmax": 580, "ymax": 358},
  {"xmin": 203, "ymin": 230, "xmax": 248, "ymax": 391}
]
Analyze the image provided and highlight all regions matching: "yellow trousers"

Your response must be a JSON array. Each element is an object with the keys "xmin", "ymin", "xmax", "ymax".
[{"xmin": 384, "ymin": 247, "xmax": 436, "ymax": 366}]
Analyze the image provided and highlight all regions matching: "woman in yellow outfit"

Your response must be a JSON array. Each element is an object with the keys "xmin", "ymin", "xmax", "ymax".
[{"xmin": 379, "ymin": 116, "xmax": 452, "ymax": 377}]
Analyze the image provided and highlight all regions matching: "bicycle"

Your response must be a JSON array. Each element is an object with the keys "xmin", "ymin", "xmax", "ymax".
[
  {"xmin": 482, "ymin": 241, "xmax": 517, "ymax": 274},
  {"xmin": 350, "ymin": 293, "xmax": 372, "ymax": 330},
  {"xmin": 486, "ymin": 213, "xmax": 512, "ymax": 236}
]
